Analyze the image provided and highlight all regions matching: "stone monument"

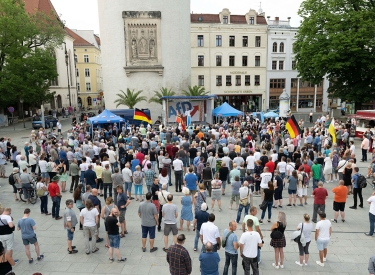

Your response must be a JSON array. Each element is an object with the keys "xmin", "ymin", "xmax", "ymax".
[{"xmin": 97, "ymin": 0, "xmax": 191, "ymax": 116}]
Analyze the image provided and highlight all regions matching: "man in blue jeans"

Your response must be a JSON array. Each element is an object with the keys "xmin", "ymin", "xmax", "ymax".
[
  {"xmin": 236, "ymin": 182, "xmax": 251, "ymax": 223},
  {"xmin": 223, "ymin": 220, "xmax": 239, "ymax": 275},
  {"xmin": 48, "ymin": 176, "xmax": 62, "ymax": 220},
  {"xmin": 192, "ymin": 203, "xmax": 209, "ymax": 251}
]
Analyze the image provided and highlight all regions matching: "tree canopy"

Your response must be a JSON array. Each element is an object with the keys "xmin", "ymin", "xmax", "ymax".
[
  {"xmin": 182, "ymin": 85, "xmax": 209, "ymax": 96},
  {"xmin": 0, "ymin": 0, "xmax": 65, "ymax": 107},
  {"xmin": 294, "ymin": 0, "xmax": 375, "ymax": 103},
  {"xmin": 148, "ymin": 87, "xmax": 176, "ymax": 105},
  {"xmin": 114, "ymin": 89, "xmax": 147, "ymax": 109}
]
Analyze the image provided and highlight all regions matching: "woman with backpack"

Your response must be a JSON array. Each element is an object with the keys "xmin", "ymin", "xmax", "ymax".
[
  {"xmin": 101, "ymin": 197, "xmax": 117, "ymax": 248},
  {"xmin": 133, "ymin": 165, "xmax": 145, "ymax": 201}
]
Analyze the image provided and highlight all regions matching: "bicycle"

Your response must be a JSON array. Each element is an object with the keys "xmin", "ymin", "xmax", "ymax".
[{"xmin": 15, "ymin": 178, "xmax": 38, "ymax": 205}]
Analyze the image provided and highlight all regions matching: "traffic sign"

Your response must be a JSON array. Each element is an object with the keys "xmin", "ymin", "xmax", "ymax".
[{"xmin": 8, "ymin": 107, "xmax": 14, "ymax": 113}]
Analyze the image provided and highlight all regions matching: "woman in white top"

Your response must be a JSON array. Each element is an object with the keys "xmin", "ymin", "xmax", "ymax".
[
  {"xmin": 295, "ymin": 213, "xmax": 313, "ymax": 266},
  {"xmin": 29, "ymin": 152, "xmax": 37, "ymax": 175},
  {"xmin": 337, "ymin": 158, "xmax": 347, "ymax": 181},
  {"xmin": 158, "ymin": 167, "xmax": 169, "ymax": 190},
  {"xmin": 80, "ymin": 199, "xmax": 99, "ymax": 254},
  {"xmin": 277, "ymin": 156, "xmax": 287, "ymax": 179},
  {"xmin": 323, "ymin": 153, "xmax": 333, "ymax": 182},
  {"xmin": 36, "ymin": 176, "xmax": 50, "ymax": 215}
]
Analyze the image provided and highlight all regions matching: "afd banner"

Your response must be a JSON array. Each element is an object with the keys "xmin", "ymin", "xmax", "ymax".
[{"xmin": 167, "ymin": 101, "xmax": 203, "ymax": 123}]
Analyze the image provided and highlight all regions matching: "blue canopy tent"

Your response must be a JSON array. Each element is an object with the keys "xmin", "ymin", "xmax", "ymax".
[
  {"xmin": 252, "ymin": 112, "xmax": 265, "ymax": 123},
  {"xmin": 212, "ymin": 102, "xmax": 243, "ymax": 117},
  {"xmin": 263, "ymin": 111, "xmax": 279, "ymax": 118},
  {"xmin": 88, "ymin": 109, "xmax": 125, "ymax": 138}
]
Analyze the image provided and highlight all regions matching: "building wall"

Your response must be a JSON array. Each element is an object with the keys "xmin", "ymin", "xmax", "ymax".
[
  {"xmin": 97, "ymin": 0, "xmax": 191, "ymax": 118},
  {"xmin": 191, "ymin": 13, "xmax": 268, "ymax": 112},
  {"xmin": 75, "ymin": 46, "xmax": 103, "ymax": 108}
]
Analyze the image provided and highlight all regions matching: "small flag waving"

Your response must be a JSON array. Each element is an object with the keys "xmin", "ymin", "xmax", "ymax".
[
  {"xmin": 328, "ymin": 117, "xmax": 337, "ymax": 144},
  {"xmin": 285, "ymin": 115, "xmax": 302, "ymax": 138},
  {"xmin": 134, "ymin": 108, "xmax": 152, "ymax": 124}
]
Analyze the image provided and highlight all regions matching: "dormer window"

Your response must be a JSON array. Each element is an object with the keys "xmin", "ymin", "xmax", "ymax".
[
  {"xmin": 223, "ymin": 16, "xmax": 228, "ymax": 24},
  {"xmin": 249, "ymin": 17, "xmax": 255, "ymax": 24}
]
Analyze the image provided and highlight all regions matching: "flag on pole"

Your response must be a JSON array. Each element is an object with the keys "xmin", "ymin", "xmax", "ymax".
[
  {"xmin": 328, "ymin": 117, "xmax": 337, "ymax": 143},
  {"xmin": 133, "ymin": 108, "xmax": 152, "ymax": 124},
  {"xmin": 285, "ymin": 115, "xmax": 302, "ymax": 138}
]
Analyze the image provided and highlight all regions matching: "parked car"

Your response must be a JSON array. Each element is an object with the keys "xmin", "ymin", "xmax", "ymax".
[{"xmin": 32, "ymin": 115, "xmax": 58, "ymax": 129}]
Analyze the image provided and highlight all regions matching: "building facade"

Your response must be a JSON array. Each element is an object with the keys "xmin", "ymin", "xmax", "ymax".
[
  {"xmin": 266, "ymin": 17, "xmax": 329, "ymax": 113},
  {"xmin": 97, "ymin": 0, "xmax": 191, "ymax": 119},
  {"xmin": 191, "ymin": 8, "xmax": 268, "ymax": 112},
  {"xmin": 67, "ymin": 29, "xmax": 103, "ymax": 109}
]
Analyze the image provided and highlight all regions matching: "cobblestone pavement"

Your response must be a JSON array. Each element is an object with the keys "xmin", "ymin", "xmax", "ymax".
[{"xmin": 0, "ymin": 120, "xmax": 373, "ymax": 275}]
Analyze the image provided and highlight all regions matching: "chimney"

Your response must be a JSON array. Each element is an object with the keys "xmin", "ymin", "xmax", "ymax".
[{"xmin": 275, "ymin": 17, "xmax": 279, "ymax": 21}]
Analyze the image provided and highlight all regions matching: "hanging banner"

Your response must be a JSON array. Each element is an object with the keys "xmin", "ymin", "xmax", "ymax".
[{"xmin": 166, "ymin": 101, "xmax": 203, "ymax": 123}]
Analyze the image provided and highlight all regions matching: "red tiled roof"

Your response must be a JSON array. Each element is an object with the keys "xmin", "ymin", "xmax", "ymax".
[
  {"xmin": 191, "ymin": 13, "xmax": 267, "ymax": 25},
  {"xmin": 65, "ymin": 28, "xmax": 93, "ymax": 47},
  {"xmin": 94, "ymin": 34, "xmax": 101, "ymax": 46},
  {"xmin": 24, "ymin": 0, "xmax": 59, "ymax": 17}
]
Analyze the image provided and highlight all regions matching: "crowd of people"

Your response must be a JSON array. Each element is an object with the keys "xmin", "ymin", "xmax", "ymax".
[{"xmin": 0, "ymin": 113, "xmax": 375, "ymax": 275}]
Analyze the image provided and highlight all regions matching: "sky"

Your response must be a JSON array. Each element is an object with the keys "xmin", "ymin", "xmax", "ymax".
[{"xmin": 50, "ymin": 0, "xmax": 304, "ymax": 35}]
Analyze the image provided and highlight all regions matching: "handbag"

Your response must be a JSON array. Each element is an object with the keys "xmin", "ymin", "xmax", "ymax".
[
  {"xmin": 259, "ymin": 199, "xmax": 268, "ymax": 211},
  {"xmin": 293, "ymin": 222, "xmax": 304, "ymax": 243},
  {"xmin": 270, "ymin": 222, "xmax": 283, "ymax": 239},
  {"xmin": 199, "ymin": 191, "xmax": 209, "ymax": 210},
  {"xmin": 37, "ymin": 187, "xmax": 45, "ymax": 197},
  {"xmin": 240, "ymin": 188, "xmax": 250, "ymax": 206}
]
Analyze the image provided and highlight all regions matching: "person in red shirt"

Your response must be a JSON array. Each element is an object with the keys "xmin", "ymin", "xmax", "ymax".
[
  {"xmin": 298, "ymin": 160, "xmax": 311, "ymax": 175},
  {"xmin": 265, "ymin": 157, "xmax": 275, "ymax": 175},
  {"xmin": 48, "ymin": 176, "xmax": 62, "ymax": 220},
  {"xmin": 171, "ymin": 142, "xmax": 179, "ymax": 160},
  {"xmin": 135, "ymin": 150, "xmax": 145, "ymax": 164},
  {"xmin": 165, "ymin": 141, "xmax": 173, "ymax": 157},
  {"xmin": 311, "ymin": 182, "xmax": 328, "ymax": 223}
]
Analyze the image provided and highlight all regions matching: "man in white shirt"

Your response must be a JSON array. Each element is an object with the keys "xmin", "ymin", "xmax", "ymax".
[
  {"xmin": 237, "ymin": 182, "xmax": 253, "ymax": 223},
  {"xmin": 122, "ymin": 163, "xmax": 133, "ymax": 199},
  {"xmin": 260, "ymin": 167, "xmax": 272, "ymax": 201},
  {"xmin": 365, "ymin": 191, "xmax": 375, "ymax": 237},
  {"xmin": 277, "ymin": 157, "xmax": 287, "ymax": 178},
  {"xmin": 0, "ymin": 208, "xmax": 16, "ymax": 258},
  {"xmin": 246, "ymin": 152, "xmax": 256, "ymax": 173},
  {"xmin": 254, "ymin": 150, "xmax": 261, "ymax": 161},
  {"xmin": 200, "ymin": 213, "xmax": 221, "ymax": 252},
  {"xmin": 157, "ymin": 184, "xmax": 170, "ymax": 232},
  {"xmin": 286, "ymin": 159, "xmax": 295, "ymax": 178},
  {"xmin": 239, "ymin": 219, "xmax": 263, "ymax": 275},
  {"xmin": 315, "ymin": 212, "xmax": 332, "ymax": 267},
  {"xmin": 221, "ymin": 154, "xmax": 232, "ymax": 170},
  {"xmin": 271, "ymin": 150, "xmax": 278, "ymax": 162},
  {"xmin": 172, "ymin": 157, "xmax": 184, "ymax": 192},
  {"xmin": 108, "ymin": 147, "xmax": 117, "ymax": 172}
]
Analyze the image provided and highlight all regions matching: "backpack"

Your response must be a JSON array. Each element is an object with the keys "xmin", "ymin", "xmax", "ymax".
[
  {"xmin": 133, "ymin": 172, "xmax": 142, "ymax": 184},
  {"xmin": 8, "ymin": 174, "xmax": 15, "ymax": 185},
  {"xmin": 357, "ymin": 174, "xmax": 367, "ymax": 188},
  {"xmin": 277, "ymin": 138, "xmax": 282, "ymax": 146},
  {"xmin": 46, "ymin": 162, "xmax": 52, "ymax": 172},
  {"xmin": 302, "ymin": 172, "xmax": 309, "ymax": 186}
]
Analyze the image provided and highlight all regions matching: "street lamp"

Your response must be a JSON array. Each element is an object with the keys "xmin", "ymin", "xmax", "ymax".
[
  {"xmin": 20, "ymin": 98, "xmax": 26, "ymax": 128},
  {"xmin": 64, "ymin": 43, "xmax": 72, "ymax": 107}
]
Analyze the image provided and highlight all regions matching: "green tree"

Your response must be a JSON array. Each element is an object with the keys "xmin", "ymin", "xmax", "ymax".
[
  {"xmin": 114, "ymin": 89, "xmax": 147, "ymax": 109},
  {"xmin": 0, "ymin": 0, "xmax": 65, "ymax": 107},
  {"xmin": 294, "ymin": 0, "xmax": 375, "ymax": 104},
  {"xmin": 148, "ymin": 87, "xmax": 176, "ymax": 105},
  {"xmin": 182, "ymin": 85, "xmax": 209, "ymax": 96}
]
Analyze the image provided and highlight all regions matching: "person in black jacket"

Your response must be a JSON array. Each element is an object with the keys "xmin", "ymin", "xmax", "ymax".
[{"xmin": 202, "ymin": 163, "xmax": 213, "ymax": 196}]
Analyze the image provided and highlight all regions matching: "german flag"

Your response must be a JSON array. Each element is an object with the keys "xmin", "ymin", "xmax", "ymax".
[
  {"xmin": 285, "ymin": 115, "xmax": 301, "ymax": 138},
  {"xmin": 134, "ymin": 108, "xmax": 152, "ymax": 124}
]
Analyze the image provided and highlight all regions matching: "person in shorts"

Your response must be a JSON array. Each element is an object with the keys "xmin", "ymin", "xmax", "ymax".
[
  {"xmin": 315, "ymin": 212, "xmax": 332, "ymax": 267},
  {"xmin": 162, "ymin": 194, "xmax": 178, "ymax": 252},
  {"xmin": 64, "ymin": 199, "xmax": 78, "ymax": 254},
  {"xmin": 105, "ymin": 208, "xmax": 126, "ymax": 262},
  {"xmin": 116, "ymin": 185, "xmax": 130, "ymax": 237},
  {"xmin": 331, "ymin": 180, "xmax": 348, "ymax": 223},
  {"xmin": 17, "ymin": 208, "xmax": 44, "ymax": 263},
  {"xmin": 138, "ymin": 192, "xmax": 159, "ymax": 252}
]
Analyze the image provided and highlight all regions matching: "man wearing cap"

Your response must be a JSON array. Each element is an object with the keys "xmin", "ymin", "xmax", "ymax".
[
  {"xmin": 48, "ymin": 176, "xmax": 62, "ymax": 220},
  {"xmin": 167, "ymin": 234, "xmax": 192, "ymax": 275},
  {"xmin": 63, "ymin": 199, "xmax": 78, "ymax": 254}
]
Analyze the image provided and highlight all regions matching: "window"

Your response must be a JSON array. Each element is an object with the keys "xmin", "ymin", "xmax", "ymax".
[
  {"xmin": 74, "ymin": 54, "xmax": 78, "ymax": 63},
  {"xmin": 245, "ymin": 75, "xmax": 250, "ymax": 86},
  {"xmin": 76, "ymin": 68, "xmax": 79, "ymax": 77},
  {"xmin": 84, "ymin": 55, "xmax": 89, "ymax": 63},
  {"xmin": 270, "ymin": 79, "xmax": 286, "ymax": 88},
  {"xmin": 292, "ymin": 60, "xmax": 296, "ymax": 70},
  {"xmin": 197, "ymin": 35, "xmax": 204, "ymax": 47},
  {"xmin": 198, "ymin": 55, "xmax": 204, "ymax": 66},
  {"xmin": 255, "ymin": 36, "xmax": 261, "ymax": 47},
  {"xmin": 198, "ymin": 75, "xmax": 204, "ymax": 86},
  {"xmin": 279, "ymin": 61, "xmax": 284, "ymax": 70},
  {"xmin": 226, "ymin": 75, "xmax": 232, "ymax": 86},
  {"xmin": 85, "ymin": 68, "xmax": 90, "ymax": 77},
  {"xmin": 77, "ymin": 83, "xmax": 80, "ymax": 92},
  {"xmin": 272, "ymin": 42, "xmax": 277, "ymax": 52},
  {"xmin": 229, "ymin": 36, "xmax": 235, "ymax": 47},
  {"xmin": 279, "ymin": 42, "xmax": 284, "ymax": 53},
  {"xmin": 242, "ymin": 36, "xmax": 248, "ymax": 47},
  {"xmin": 87, "ymin": 96, "xmax": 92, "ymax": 106},
  {"xmin": 86, "ymin": 82, "xmax": 91, "ymax": 91},
  {"xmin": 216, "ymin": 55, "xmax": 222, "ymax": 66},
  {"xmin": 216, "ymin": 35, "xmax": 222, "ymax": 47},
  {"xmin": 223, "ymin": 16, "xmax": 228, "ymax": 24},
  {"xmin": 291, "ymin": 78, "xmax": 298, "ymax": 88},
  {"xmin": 216, "ymin": 75, "xmax": 222, "ymax": 86},
  {"xmin": 242, "ymin": 56, "xmax": 248, "ymax": 66},
  {"xmin": 249, "ymin": 17, "xmax": 254, "ymax": 24},
  {"xmin": 229, "ymin": 56, "xmax": 235, "ymax": 66},
  {"xmin": 254, "ymin": 75, "xmax": 260, "ymax": 86},
  {"xmin": 272, "ymin": 61, "xmax": 277, "ymax": 70},
  {"xmin": 255, "ymin": 56, "xmax": 260, "ymax": 67},
  {"xmin": 236, "ymin": 75, "xmax": 241, "ymax": 86}
]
